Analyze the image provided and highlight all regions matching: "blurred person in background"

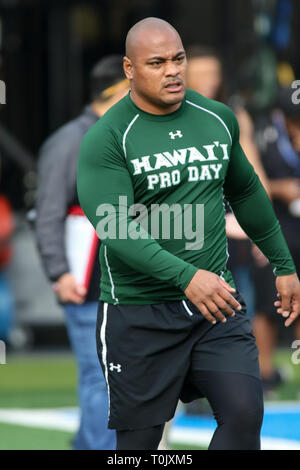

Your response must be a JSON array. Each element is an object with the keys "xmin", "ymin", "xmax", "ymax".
[
  {"xmin": 253, "ymin": 86, "xmax": 300, "ymax": 393},
  {"xmin": 35, "ymin": 55, "xmax": 129, "ymax": 450},
  {"xmin": 186, "ymin": 45, "xmax": 270, "ymax": 323},
  {"xmin": 186, "ymin": 45, "xmax": 269, "ymax": 192}
]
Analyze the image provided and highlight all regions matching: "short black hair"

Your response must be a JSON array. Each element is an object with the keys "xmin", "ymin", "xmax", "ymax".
[{"xmin": 89, "ymin": 54, "xmax": 125, "ymax": 102}]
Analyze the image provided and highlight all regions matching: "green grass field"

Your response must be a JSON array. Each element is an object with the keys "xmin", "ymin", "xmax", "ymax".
[
  {"xmin": 0, "ymin": 349, "xmax": 299, "ymax": 450},
  {"xmin": 0, "ymin": 354, "xmax": 77, "ymax": 409},
  {"xmin": 0, "ymin": 422, "xmax": 73, "ymax": 450},
  {"xmin": 0, "ymin": 353, "xmax": 77, "ymax": 450}
]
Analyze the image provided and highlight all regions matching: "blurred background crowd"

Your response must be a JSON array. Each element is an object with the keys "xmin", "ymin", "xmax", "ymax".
[{"xmin": 1, "ymin": 0, "xmax": 300, "ymax": 450}]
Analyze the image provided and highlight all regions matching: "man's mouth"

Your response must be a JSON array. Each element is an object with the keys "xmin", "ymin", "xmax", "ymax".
[{"xmin": 164, "ymin": 80, "xmax": 183, "ymax": 93}]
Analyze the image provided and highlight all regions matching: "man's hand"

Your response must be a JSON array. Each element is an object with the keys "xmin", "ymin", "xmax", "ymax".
[
  {"xmin": 274, "ymin": 273, "xmax": 300, "ymax": 327},
  {"xmin": 184, "ymin": 269, "xmax": 242, "ymax": 324},
  {"xmin": 53, "ymin": 272, "xmax": 87, "ymax": 304}
]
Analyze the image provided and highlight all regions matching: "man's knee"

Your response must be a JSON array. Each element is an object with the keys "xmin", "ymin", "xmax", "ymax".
[{"xmin": 225, "ymin": 393, "xmax": 264, "ymax": 434}]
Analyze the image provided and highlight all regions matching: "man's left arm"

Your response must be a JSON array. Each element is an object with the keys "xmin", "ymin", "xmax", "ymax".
[{"xmin": 223, "ymin": 113, "xmax": 300, "ymax": 327}]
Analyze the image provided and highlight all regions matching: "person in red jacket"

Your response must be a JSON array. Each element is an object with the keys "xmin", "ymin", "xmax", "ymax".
[
  {"xmin": 0, "ymin": 195, "xmax": 14, "ymax": 268},
  {"xmin": 0, "ymin": 194, "xmax": 15, "ymax": 342}
]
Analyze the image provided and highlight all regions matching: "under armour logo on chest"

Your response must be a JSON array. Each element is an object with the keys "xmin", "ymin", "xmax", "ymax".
[
  {"xmin": 169, "ymin": 130, "xmax": 183, "ymax": 139},
  {"xmin": 109, "ymin": 362, "xmax": 122, "ymax": 373}
]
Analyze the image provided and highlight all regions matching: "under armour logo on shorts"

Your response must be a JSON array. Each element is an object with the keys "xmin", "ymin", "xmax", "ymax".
[
  {"xmin": 169, "ymin": 130, "xmax": 183, "ymax": 139},
  {"xmin": 109, "ymin": 362, "xmax": 122, "ymax": 373}
]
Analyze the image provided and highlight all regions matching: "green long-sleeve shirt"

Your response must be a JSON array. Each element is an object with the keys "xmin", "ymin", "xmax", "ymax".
[{"xmin": 77, "ymin": 89, "xmax": 296, "ymax": 304}]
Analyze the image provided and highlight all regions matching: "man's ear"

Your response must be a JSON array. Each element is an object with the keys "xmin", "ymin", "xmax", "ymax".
[{"xmin": 123, "ymin": 56, "xmax": 133, "ymax": 80}]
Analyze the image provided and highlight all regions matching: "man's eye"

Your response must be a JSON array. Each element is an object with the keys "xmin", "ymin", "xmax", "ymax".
[
  {"xmin": 176, "ymin": 56, "xmax": 185, "ymax": 62},
  {"xmin": 150, "ymin": 62, "xmax": 161, "ymax": 66}
]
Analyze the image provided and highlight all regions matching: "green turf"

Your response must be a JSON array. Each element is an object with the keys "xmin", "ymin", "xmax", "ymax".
[
  {"xmin": 269, "ymin": 349, "xmax": 300, "ymax": 401},
  {"xmin": 0, "ymin": 354, "xmax": 77, "ymax": 408},
  {"xmin": 171, "ymin": 443, "xmax": 206, "ymax": 450},
  {"xmin": 0, "ymin": 422, "xmax": 73, "ymax": 450},
  {"xmin": 0, "ymin": 354, "xmax": 77, "ymax": 450}
]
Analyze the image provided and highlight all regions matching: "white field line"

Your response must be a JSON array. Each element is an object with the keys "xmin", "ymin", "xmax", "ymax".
[
  {"xmin": 0, "ymin": 408, "xmax": 79, "ymax": 432},
  {"xmin": 1, "ymin": 403, "xmax": 300, "ymax": 450}
]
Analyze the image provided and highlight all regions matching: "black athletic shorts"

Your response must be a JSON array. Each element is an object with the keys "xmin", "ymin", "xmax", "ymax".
[{"xmin": 96, "ymin": 291, "xmax": 260, "ymax": 430}]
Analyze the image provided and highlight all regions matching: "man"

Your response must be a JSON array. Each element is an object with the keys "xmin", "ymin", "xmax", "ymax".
[
  {"xmin": 35, "ymin": 55, "xmax": 128, "ymax": 450},
  {"xmin": 77, "ymin": 18, "xmax": 300, "ymax": 450}
]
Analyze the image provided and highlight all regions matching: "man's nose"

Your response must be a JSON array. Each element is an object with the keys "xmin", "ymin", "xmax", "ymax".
[{"xmin": 165, "ymin": 60, "xmax": 179, "ymax": 76}]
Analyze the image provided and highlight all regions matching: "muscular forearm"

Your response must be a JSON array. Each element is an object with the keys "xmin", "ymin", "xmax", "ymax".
[{"xmin": 102, "ymin": 222, "xmax": 198, "ymax": 291}]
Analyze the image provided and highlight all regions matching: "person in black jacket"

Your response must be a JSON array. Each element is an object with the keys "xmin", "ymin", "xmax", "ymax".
[
  {"xmin": 252, "ymin": 86, "xmax": 300, "ymax": 393},
  {"xmin": 35, "ymin": 55, "xmax": 128, "ymax": 449}
]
